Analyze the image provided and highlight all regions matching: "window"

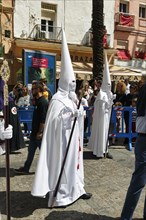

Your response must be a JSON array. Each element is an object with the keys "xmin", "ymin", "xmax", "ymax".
[
  {"xmin": 41, "ymin": 3, "xmax": 56, "ymax": 33},
  {"xmin": 41, "ymin": 2, "xmax": 56, "ymax": 12},
  {"xmin": 120, "ymin": 1, "xmax": 129, "ymax": 13},
  {"xmin": 139, "ymin": 5, "xmax": 146, "ymax": 18},
  {"xmin": 41, "ymin": 20, "xmax": 53, "ymax": 32},
  {"xmin": 48, "ymin": 21, "xmax": 53, "ymax": 32},
  {"xmin": 41, "ymin": 19, "xmax": 46, "ymax": 31},
  {"xmin": 136, "ymin": 42, "xmax": 146, "ymax": 51},
  {"xmin": 117, "ymin": 40, "xmax": 128, "ymax": 50},
  {"xmin": 5, "ymin": 30, "xmax": 11, "ymax": 38}
]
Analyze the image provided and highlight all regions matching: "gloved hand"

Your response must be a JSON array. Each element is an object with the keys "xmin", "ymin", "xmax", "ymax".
[
  {"xmin": 112, "ymin": 94, "xmax": 116, "ymax": 100},
  {"xmin": 0, "ymin": 124, "xmax": 13, "ymax": 140},
  {"xmin": 73, "ymin": 109, "xmax": 82, "ymax": 118},
  {"xmin": 105, "ymin": 109, "xmax": 109, "ymax": 113}
]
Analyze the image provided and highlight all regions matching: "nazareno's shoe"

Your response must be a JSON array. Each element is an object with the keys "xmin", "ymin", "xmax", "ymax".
[
  {"xmin": 104, "ymin": 153, "xmax": 113, "ymax": 159},
  {"xmin": 14, "ymin": 167, "xmax": 29, "ymax": 174},
  {"xmin": 80, "ymin": 193, "xmax": 92, "ymax": 200}
]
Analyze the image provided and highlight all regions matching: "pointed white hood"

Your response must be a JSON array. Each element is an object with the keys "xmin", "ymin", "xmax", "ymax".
[
  {"xmin": 58, "ymin": 29, "xmax": 76, "ymax": 92},
  {"xmin": 101, "ymin": 52, "xmax": 111, "ymax": 92}
]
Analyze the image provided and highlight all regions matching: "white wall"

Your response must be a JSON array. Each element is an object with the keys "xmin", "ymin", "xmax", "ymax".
[
  {"xmin": 104, "ymin": 0, "xmax": 115, "ymax": 48},
  {"xmin": 14, "ymin": 0, "xmax": 115, "ymax": 46},
  {"xmin": 14, "ymin": 0, "xmax": 41, "ymax": 38}
]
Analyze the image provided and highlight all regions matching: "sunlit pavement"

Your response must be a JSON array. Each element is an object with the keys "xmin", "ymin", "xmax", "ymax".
[{"xmin": 0, "ymin": 139, "xmax": 144, "ymax": 220}]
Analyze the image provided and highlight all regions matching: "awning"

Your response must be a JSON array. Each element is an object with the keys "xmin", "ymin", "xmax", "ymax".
[
  {"xmin": 109, "ymin": 65, "xmax": 142, "ymax": 81},
  {"xmin": 16, "ymin": 57, "xmax": 143, "ymax": 81},
  {"xmin": 56, "ymin": 61, "xmax": 92, "ymax": 80}
]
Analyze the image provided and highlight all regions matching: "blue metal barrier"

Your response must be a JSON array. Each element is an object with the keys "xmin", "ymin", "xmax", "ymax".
[
  {"xmin": 84, "ymin": 106, "xmax": 137, "ymax": 151},
  {"xmin": 111, "ymin": 106, "xmax": 137, "ymax": 151},
  {"xmin": 17, "ymin": 106, "xmax": 35, "ymax": 134}
]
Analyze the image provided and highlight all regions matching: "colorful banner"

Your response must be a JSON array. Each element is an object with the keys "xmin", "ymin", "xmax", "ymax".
[
  {"xmin": 23, "ymin": 49, "xmax": 56, "ymax": 94},
  {"xmin": 119, "ymin": 14, "xmax": 134, "ymax": 26}
]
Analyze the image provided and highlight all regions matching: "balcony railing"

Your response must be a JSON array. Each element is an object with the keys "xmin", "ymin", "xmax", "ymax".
[
  {"xmin": 28, "ymin": 24, "xmax": 62, "ymax": 41},
  {"xmin": 82, "ymin": 29, "xmax": 111, "ymax": 48},
  {"xmin": 115, "ymin": 12, "xmax": 135, "ymax": 31}
]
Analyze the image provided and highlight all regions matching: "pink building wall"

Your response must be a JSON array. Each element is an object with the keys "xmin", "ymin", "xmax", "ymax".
[{"xmin": 114, "ymin": 0, "xmax": 146, "ymax": 58}]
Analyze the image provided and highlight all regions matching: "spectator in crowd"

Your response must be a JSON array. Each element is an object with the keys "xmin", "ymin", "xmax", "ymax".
[
  {"xmin": 92, "ymin": 79, "xmax": 102, "ymax": 92},
  {"xmin": 120, "ymin": 83, "xmax": 146, "ymax": 220},
  {"xmin": 29, "ymin": 80, "xmax": 38, "ymax": 106},
  {"xmin": 17, "ymin": 85, "xmax": 31, "ymax": 136},
  {"xmin": 124, "ymin": 83, "xmax": 138, "ymax": 144},
  {"xmin": 14, "ymin": 82, "xmax": 48, "ymax": 174},
  {"xmin": 111, "ymin": 101, "xmax": 122, "ymax": 145},
  {"xmin": 131, "ymin": 97, "xmax": 137, "ymax": 145},
  {"xmin": 22, "ymin": 85, "xmax": 30, "ymax": 106},
  {"xmin": 14, "ymin": 85, "xmax": 30, "ymax": 108},
  {"xmin": 9, "ymin": 82, "xmax": 23, "ymax": 100},
  {"xmin": 39, "ymin": 78, "xmax": 52, "ymax": 102},
  {"xmin": 14, "ymin": 86, "xmax": 24, "ymax": 107},
  {"xmin": 137, "ymin": 79, "xmax": 145, "ymax": 91},
  {"xmin": 31, "ymin": 29, "xmax": 92, "ymax": 207},
  {"xmin": 89, "ymin": 89, "xmax": 100, "ymax": 106},
  {"xmin": 81, "ymin": 80, "xmax": 93, "ymax": 104},
  {"xmin": 124, "ymin": 78, "xmax": 130, "ymax": 95},
  {"xmin": 114, "ymin": 81, "xmax": 127, "ymax": 106}
]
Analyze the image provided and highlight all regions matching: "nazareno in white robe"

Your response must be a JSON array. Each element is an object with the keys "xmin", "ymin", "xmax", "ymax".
[
  {"xmin": 31, "ymin": 90, "xmax": 86, "ymax": 207},
  {"xmin": 88, "ymin": 89, "xmax": 112, "ymax": 157}
]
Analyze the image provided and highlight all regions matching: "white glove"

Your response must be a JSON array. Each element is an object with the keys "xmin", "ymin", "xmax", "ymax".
[
  {"xmin": 1, "ymin": 125, "xmax": 13, "ymax": 140},
  {"xmin": 73, "ymin": 109, "xmax": 82, "ymax": 118},
  {"xmin": 112, "ymin": 94, "xmax": 116, "ymax": 100},
  {"xmin": 105, "ymin": 109, "xmax": 109, "ymax": 113}
]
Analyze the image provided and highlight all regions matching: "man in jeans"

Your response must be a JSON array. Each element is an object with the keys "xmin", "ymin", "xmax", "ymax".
[
  {"xmin": 15, "ymin": 82, "xmax": 48, "ymax": 174},
  {"xmin": 121, "ymin": 83, "xmax": 146, "ymax": 220}
]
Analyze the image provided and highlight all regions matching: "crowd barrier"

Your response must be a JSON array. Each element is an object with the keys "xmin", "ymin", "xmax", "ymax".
[
  {"xmin": 17, "ymin": 105, "xmax": 137, "ymax": 151},
  {"xmin": 17, "ymin": 106, "xmax": 35, "ymax": 134},
  {"xmin": 84, "ymin": 106, "xmax": 137, "ymax": 151}
]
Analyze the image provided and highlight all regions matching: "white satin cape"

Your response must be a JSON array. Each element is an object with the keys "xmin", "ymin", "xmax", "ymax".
[
  {"xmin": 88, "ymin": 89, "xmax": 112, "ymax": 157},
  {"xmin": 31, "ymin": 90, "xmax": 86, "ymax": 207}
]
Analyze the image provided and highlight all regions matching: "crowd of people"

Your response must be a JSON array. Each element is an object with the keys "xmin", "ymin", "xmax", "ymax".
[{"xmin": 9, "ymin": 78, "xmax": 52, "ymax": 108}]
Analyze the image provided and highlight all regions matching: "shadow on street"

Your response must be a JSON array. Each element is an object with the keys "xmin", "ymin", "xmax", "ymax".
[
  {"xmin": 45, "ymin": 210, "xmax": 142, "ymax": 220},
  {"xmin": 0, "ymin": 191, "xmax": 47, "ymax": 218}
]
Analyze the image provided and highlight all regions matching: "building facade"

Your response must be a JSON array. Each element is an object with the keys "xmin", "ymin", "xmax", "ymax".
[
  {"xmin": 0, "ymin": 0, "xmax": 145, "ymax": 86},
  {"xmin": 10, "ymin": 0, "xmax": 116, "ymax": 85},
  {"xmin": 114, "ymin": 0, "xmax": 146, "ymax": 73}
]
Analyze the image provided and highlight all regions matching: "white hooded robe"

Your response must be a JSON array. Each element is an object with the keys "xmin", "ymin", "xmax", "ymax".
[
  {"xmin": 88, "ymin": 52, "xmax": 115, "ymax": 157},
  {"xmin": 88, "ymin": 89, "xmax": 112, "ymax": 157},
  {"xmin": 31, "ymin": 90, "xmax": 86, "ymax": 207}
]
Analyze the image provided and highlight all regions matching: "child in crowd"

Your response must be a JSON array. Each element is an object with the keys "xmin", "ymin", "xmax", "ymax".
[{"xmin": 112, "ymin": 101, "xmax": 123, "ymax": 145}]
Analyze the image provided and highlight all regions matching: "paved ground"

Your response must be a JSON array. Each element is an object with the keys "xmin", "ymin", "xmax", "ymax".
[{"xmin": 0, "ymin": 139, "xmax": 145, "ymax": 220}]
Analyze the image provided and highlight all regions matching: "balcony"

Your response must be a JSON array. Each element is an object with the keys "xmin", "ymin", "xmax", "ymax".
[
  {"xmin": 28, "ymin": 24, "xmax": 62, "ymax": 42},
  {"xmin": 115, "ymin": 12, "xmax": 135, "ymax": 31},
  {"xmin": 82, "ymin": 29, "xmax": 111, "ymax": 48}
]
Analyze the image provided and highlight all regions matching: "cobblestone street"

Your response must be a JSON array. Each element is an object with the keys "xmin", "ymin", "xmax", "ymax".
[{"xmin": 0, "ymin": 142, "xmax": 145, "ymax": 220}]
